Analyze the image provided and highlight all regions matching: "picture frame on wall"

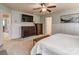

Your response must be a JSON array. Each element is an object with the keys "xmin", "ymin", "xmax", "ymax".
[{"xmin": 60, "ymin": 13, "xmax": 79, "ymax": 23}]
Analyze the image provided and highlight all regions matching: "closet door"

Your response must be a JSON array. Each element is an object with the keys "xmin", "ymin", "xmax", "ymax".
[{"xmin": 45, "ymin": 17, "xmax": 52, "ymax": 35}]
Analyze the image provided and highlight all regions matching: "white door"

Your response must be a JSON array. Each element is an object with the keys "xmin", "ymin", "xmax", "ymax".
[{"xmin": 45, "ymin": 17, "xmax": 52, "ymax": 35}]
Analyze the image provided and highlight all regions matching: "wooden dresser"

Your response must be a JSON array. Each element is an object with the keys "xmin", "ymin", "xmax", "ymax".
[
  {"xmin": 21, "ymin": 26, "xmax": 36, "ymax": 38},
  {"xmin": 33, "ymin": 35, "xmax": 50, "ymax": 45}
]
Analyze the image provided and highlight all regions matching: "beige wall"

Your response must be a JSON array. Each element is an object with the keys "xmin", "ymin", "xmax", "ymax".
[{"xmin": 0, "ymin": 17, "xmax": 3, "ymax": 45}]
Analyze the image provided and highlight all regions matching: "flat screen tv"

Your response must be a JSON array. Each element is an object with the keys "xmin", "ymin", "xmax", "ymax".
[{"xmin": 22, "ymin": 14, "xmax": 33, "ymax": 22}]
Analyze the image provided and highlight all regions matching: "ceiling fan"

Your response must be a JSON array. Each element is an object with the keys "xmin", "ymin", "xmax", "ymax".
[{"xmin": 33, "ymin": 3, "xmax": 56, "ymax": 12}]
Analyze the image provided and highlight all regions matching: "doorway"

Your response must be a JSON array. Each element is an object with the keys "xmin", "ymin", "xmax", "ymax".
[
  {"xmin": 2, "ymin": 13, "xmax": 11, "ymax": 40},
  {"xmin": 35, "ymin": 23, "xmax": 43, "ymax": 35}
]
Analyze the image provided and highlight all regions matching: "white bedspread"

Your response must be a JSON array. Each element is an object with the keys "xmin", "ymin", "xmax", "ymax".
[{"xmin": 31, "ymin": 33, "xmax": 79, "ymax": 55}]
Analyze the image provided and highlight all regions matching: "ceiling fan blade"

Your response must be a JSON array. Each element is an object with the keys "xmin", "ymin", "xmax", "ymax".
[
  {"xmin": 40, "ymin": 10, "xmax": 42, "ymax": 12},
  {"xmin": 33, "ymin": 8, "xmax": 41, "ymax": 10},
  {"xmin": 47, "ymin": 9, "xmax": 51, "ymax": 12},
  {"xmin": 47, "ymin": 5, "xmax": 56, "ymax": 8}
]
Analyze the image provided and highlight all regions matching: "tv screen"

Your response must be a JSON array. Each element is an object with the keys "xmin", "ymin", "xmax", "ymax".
[{"xmin": 22, "ymin": 14, "xmax": 33, "ymax": 22}]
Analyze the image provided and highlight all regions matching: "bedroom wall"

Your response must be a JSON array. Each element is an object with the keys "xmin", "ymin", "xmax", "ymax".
[
  {"xmin": 0, "ymin": 15, "xmax": 3, "ymax": 45},
  {"xmin": 0, "ymin": 5, "xmax": 3, "ymax": 44},
  {"xmin": 43, "ymin": 8, "xmax": 79, "ymax": 35}
]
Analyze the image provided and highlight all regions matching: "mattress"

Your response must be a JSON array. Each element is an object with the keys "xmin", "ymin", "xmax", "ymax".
[{"xmin": 31, "ymin": 33, "xmax": 79, "ymax": 55}]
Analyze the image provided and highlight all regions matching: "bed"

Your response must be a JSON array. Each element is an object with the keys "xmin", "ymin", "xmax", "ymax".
[{"xmin": 31, "ymin": 33, "xmax": 79, "ymax": 55}]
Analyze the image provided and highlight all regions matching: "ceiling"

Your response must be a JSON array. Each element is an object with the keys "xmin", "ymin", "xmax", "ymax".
[{"xmin": 2, "ymin": 3, "xmax": 79, "ymax": 15}]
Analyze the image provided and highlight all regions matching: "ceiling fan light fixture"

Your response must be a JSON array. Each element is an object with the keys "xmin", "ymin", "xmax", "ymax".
[
  {"xmin": 33, "ymin": 3, "xmax": 56, "ymax": 13},
  {"xmin": 42, "ymin": 7, "xmax": 47, "ymax": 12}
]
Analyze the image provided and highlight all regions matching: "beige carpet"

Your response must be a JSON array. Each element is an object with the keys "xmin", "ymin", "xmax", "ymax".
[
  {"xmin": 3, "ymin": 33, "xmax": 35, "ymax": 55},
  {"xmin": 3, "ymin": 39, "xmax": 33, "ymax": 55},
  {"xmin": 3, "ymin": 34, "xmax": 46, "ymax": 55}
]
